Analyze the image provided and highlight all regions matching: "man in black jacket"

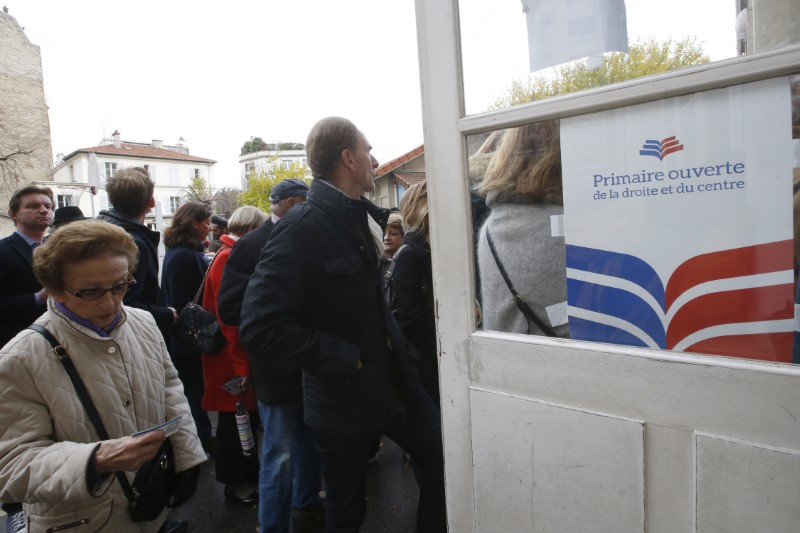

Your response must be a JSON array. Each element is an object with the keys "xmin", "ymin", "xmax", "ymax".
[
  {"xmin": 96, "ymin": 167, "xmax": 176, "ymax": 336},
  {"xmin": 0, "ymin": 185, "xmax": 53, "ymax": 348},
  {"xmin": 241, "ymin": 117, "xmax": 445, "ymax": 533},
  {"xmin": 216, "ymin": 178, "xmax": 321, "ymax": 533}
]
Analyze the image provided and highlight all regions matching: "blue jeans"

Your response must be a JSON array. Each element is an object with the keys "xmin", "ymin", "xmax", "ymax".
[
  {"xmin": 315, "ymin": 384, "xmax": 445, "ymax": 533},
  {"xmin": 258, "ymin": 400, "xmax": 322, "ymax": 533}
]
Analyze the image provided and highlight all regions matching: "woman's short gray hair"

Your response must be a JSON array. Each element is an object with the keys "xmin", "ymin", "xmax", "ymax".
[{"xmin": 227, "ymin": 206, "xmax": 268, "ymax": 236}]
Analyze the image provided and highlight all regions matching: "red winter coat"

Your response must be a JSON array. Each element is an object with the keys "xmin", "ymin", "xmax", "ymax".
[{"xmin": 201, "ymin": 234, "xmax": 257, "ymax": 412}]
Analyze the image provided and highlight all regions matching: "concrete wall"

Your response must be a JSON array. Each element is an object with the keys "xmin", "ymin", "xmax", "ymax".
[{"xmin": 0, "ymin": 11, "xmax": 53, "ymax": 236}]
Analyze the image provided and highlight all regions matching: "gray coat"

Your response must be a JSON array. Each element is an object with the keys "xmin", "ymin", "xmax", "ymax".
[{"xmin": 477, "ymin": 192, "xmax": 570, "ymax": 337}]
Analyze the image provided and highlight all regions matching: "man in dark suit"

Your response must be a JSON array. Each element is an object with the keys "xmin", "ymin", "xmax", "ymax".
[
  {"xmin": 240, "ymin": 118, "xmax": 445, "ymax": 533},
  {"xmin": 0, "ymin": 185, "xmax": 54, "ymax": 348},
  {"xmin": 216, "ymin": 178, "xmax": 320, "ymax": 533},
  {"xmin": 0, "ymin": 184, "xmax": 54, "ymax": 529}
]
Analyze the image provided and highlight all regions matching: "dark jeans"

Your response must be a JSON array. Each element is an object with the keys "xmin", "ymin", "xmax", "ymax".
[
  {"xmin": 215, "ymin": 411, "xmax": 260, "ymax": 486},
  {"xmin": 314, "ymin": 385, "xmax": 445, "ymax": 533}
]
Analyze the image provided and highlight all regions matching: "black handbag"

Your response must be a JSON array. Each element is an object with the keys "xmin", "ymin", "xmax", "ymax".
[
  {"xmin": 175, "ymin": 254, "xmax": 225, "ymax": 353},
  {"xmin": 29, "ymin": 324, "xmax": 178, "ymax": 522}
]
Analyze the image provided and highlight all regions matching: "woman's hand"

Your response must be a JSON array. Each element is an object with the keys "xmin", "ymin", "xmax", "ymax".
[{"xmin": 95, "ymin": 430, "xmax": 166, "ymax": 474}]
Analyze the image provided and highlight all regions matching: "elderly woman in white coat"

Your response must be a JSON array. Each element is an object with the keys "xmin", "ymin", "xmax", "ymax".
[{"xmin": 0, "ymin": 220, "xmax": 206, "ymax": 533}]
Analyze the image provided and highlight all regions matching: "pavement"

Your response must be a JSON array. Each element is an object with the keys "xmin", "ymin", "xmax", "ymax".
[{"xmin": 0, "ymin": 437, "xmax": 419, "ymax": 533}]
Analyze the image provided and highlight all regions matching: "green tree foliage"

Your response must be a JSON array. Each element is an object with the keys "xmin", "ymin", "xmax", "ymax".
[
  {"xmin": 239, "ymin": 155, "xmax": 309, "ymax": 211},
  {"xmin": 277, "ymin": 142, "xmax": 305, "ymax": 151},
  {"xmin": 184, "ymin": 176, "xmax": 214, "ymax": 204},
  {"xmin": 240, "ymin": 138, "xmax": 305, "ymax": 156},
  {"xmin": 240, "ymin": 137, "xmax": 270, "ymax": 156},
  {"xmin": 491, "ymin": 37, "xmax": 709, "ymax": 109}
]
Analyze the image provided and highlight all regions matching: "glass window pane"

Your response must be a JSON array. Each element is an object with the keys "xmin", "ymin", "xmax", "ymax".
[
  {"xmin": 459, "ymin": 0, "xmax": 799, "ymax": 115},
  {"xmin": 470, "ymin": 74, "xmax": 800, "ymax": 364}
]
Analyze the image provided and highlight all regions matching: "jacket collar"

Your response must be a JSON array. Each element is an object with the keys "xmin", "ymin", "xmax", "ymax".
[{"xmin": 307, "ymin": 179, "xmax": 390, "ymax": 229}]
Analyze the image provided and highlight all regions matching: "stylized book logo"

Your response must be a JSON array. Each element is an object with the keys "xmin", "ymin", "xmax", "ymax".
[
  {"xmin": 639, "ymin": 136, "xmax": 684, "ymax": 160},
  {"xmin": 564, "ymin": 241, "xmax": 794, "ymax": 362}
]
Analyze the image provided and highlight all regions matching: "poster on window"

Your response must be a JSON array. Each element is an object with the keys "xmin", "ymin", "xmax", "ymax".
[{"xmin": 560, "ymin": 77, "xmax": 795, "ymax": 362}]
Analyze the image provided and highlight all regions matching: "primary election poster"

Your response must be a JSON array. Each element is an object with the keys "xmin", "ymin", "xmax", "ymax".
[{"xmin": 561, "ymin": 77, "xmax": 795, "ymax": 362}]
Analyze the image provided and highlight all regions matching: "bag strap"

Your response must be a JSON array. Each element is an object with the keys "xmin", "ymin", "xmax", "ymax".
[
  {"xmin": 484, "ymin": 228, "xmax": 558, "ymax": 337},
  {"xmin": 27, "ymin": 324, "xmax": 137, "ymax": 501},
  {"xmin": 383, "ymin": 244, "xmax": 411, "ymax": 307},
  {"xmin": 192, "ymin": 251, "xmax": 222, "ymax": 305}
]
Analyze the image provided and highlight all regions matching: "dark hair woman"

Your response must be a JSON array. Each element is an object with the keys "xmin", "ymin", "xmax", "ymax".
[{"xmin": 161, "ymin": 201, "xmax": 214, "ymax": 452}]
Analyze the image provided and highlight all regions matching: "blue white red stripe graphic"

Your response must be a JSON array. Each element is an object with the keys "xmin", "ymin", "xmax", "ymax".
[
  {"xmin": 565, "ymin": 241, "xmax": 794, "ymax": 362},
  {"xmin": 639, "ymin": 136, "xmax": 684, "ymax": 160}
]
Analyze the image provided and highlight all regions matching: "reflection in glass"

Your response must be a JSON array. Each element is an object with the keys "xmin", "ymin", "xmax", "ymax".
[
  {"xmin": 470, "ymin": 75, "xmax": 800, "ymax": 365},
  {"xmin": 473, "ymin": 120, "xmax": 570, "ymax": 338},
  {"xmin": 459, "ymin": 0, "xmax": 800, "ymax": 115}
]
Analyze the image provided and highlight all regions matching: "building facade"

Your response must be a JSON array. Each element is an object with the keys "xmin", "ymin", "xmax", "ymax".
[
  {"xmin": 50, "ymin": 131, "xmax": 216, "ymax": 229},
  {"xmin": 367, "ymin": 145, "xmax": 425, "ymax": 209},
  {"xmin": 239, "ymin": 149, "xmax": 310, "ymax": 189},
  {"xmin": 0, "ymin": 8, "xmax": 54, "ymax": 236}
]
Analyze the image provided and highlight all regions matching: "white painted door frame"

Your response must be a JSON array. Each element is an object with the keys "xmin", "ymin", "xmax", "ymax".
[{"xmin": 415, "ymin": 0, "xmax": 800, "ymax": 530}]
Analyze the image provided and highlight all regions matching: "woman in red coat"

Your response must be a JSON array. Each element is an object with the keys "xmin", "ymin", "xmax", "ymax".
[{"xmin": 201, "ymin": 205, "xmax": 268, "ymax": 503}]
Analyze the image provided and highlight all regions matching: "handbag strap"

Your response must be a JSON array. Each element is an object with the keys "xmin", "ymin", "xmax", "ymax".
[
  {"xmin": 27, "ymin": 324, "xmax": 136, "ymax": 502},
  {"xmin": 192, "ymin": 249, "xmax": 223, "ymax": 305},
  {"xmin": 484, "ymin": 228, "xmax": 558, "ymax": 337}
]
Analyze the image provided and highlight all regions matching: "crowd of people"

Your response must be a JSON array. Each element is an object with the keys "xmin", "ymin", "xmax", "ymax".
[
  {"xmin": 0, "ymin": 117, "xmax": 457, "ymax": 533},
  {"xmin": 0, "ymin": 113, "xmax": 571, "ymax": 533}
]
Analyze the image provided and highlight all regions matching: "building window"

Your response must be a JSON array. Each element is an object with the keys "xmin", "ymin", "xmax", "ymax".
[
  {"xmin": 104, "ymin": 162, "xmax": 117, "ymax": 178},
  {"xmin": 68, "ymin": 164, "xmax": 75, "ymax": 182},
  {"xmin": 146, "ymin": 222, "xmax": 157, "ymax": 231},
  {"xmin": 168, "ymin": 168, "xmax": 179, "ymax": 186},
  {"xmin": 56, "ymin": 194, "xmax": 71, "ymax": 208},
  {"xmin": 302, "ymin": 158, "xmax": 308, "ymax": 167},
  {"xmin": 193, "ymin": 168, "xmax": 200, "ymax": 178},
  {"xmin": 245, "ymin": 163, "xmax": 255, "ymax": 175},
  {"xmin": 281, "ymin": 160, "xmax": 292, "ymax": 171},
  {"xmin": 169, "ymin": 196, "xmax": 181, "ymax": 213}
]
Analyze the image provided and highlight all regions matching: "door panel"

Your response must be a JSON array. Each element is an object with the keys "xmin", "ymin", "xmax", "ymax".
[
  {"xmin": 471, "ymin": 389, "xmax": 644, "ymax": 532},
  {"xmin": 696, "ymin": 434, "xmax": 800, "ymax": 533}
]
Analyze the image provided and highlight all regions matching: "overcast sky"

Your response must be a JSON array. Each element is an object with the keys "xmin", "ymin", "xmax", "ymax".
[
  {"xmin": 7, "ymin": 1, "xmax": 735, "ymax": 188},
  {"xmin": 8, "ymin": 0, "xmax": 423, "ymax": 188}
]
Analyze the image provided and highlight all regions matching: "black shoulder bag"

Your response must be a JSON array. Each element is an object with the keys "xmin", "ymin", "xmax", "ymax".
[
  {"xmin": 384, "ymin": 243, "xmax": 411, "ymax": 312},
  {"xmin": 484, "ymin": 228, "xmax": 558, "ymax": 337},
  {"xmin": 29, "ymin": 324, "xmax": 177, "ymax": 522},
  {"xmin": 174, "ymin": 252, "xmax": 225, "ymax": 354}
]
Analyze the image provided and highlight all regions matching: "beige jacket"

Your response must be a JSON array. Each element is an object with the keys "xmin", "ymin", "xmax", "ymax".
[{"xmin": 0, "ymin": 301, "xmax": 207, "ymax": 533}]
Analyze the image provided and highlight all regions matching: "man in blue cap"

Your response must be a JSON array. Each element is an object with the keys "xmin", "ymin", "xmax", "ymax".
[{"xmin": 217, "ymin": 177, "xmax": 322, "ymax": 533}]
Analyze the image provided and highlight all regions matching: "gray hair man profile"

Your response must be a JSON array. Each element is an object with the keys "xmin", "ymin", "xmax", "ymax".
[
  {"xmin": 96, "ymin": 167, "xmax": 176, "ymax": 334},
  {"xmin": 240, "ymin": 117, "xmax": 446, "ymax": 532}
]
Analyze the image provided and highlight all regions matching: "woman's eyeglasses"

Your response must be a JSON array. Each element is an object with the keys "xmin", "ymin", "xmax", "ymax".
[{"xmin": 65, "ymin": 278, "xmax": 137, "ymax": 301}]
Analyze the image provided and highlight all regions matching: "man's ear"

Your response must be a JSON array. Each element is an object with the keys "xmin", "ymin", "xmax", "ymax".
[
  {"xmin": 147, "ymin": 196, "xmax": 156, "ymax": 209},
  {"xmin": 340, "ymin": 148, "xmax": 356, "ymax": 171}
]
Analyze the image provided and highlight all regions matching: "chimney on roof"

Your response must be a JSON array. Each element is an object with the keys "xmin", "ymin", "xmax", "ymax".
[
  {"xmin": 175, "ymin": 136, "xmax": 189, "ymax": 155},
  {"xmin": 152, "ymin": 139, "xmax": 163, "ymax": 149},
  {"xmin": 112, "ymin": 130, "xmax": 121, "ymax": 148}
]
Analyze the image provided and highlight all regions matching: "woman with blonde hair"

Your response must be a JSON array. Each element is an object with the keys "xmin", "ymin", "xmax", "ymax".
[
  {"xmin": 0, "ymin": 220, "xmax": 205, "ymax": 533},
  {"xmin": 201, "ymin": 206, "xmax": 267, "ymax": 503},
  {"xmin": 477, "ymin": 119, "xmax": 569, "ymax": 337},
  {"xmin": 393, "ymin": 181, "xmax": 439, "ymax": 404}
]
